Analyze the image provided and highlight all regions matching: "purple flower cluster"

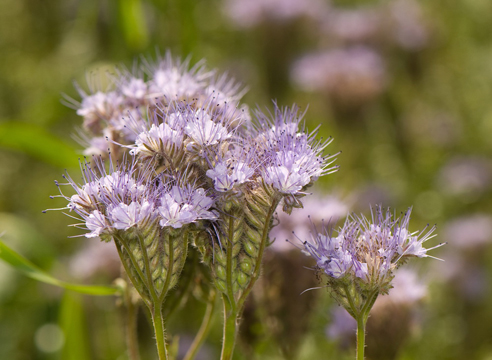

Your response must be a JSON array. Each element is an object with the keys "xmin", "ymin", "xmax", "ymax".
[
  {"xmin": 57, "ymin": 158, "xmax": 216, "ymax": 239},
  {"xmin": 301, "ymin": 206, "xmax": 442, "ymax": 289},
  {"xmin": 69, "ymin": 52, "xmax": 247, "ymax": 157},
  {"xmin": 58, "ymin": 53, "xmax": 338, "ymax": 244},
  {"xmin": 253, "ymin": 106, "xmax": 338, "ymax": 196}
]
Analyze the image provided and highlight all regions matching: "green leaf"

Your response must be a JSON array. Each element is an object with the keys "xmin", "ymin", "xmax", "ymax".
[
  {"xmin": 0, "ymin": 121, "xmax": 79, "ymax": 168},
  {"xmin": 0, "ymin": 238, "xmax": 119, "ymax": 296}
]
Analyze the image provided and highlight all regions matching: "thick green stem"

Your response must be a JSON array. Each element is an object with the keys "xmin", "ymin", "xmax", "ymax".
[
  {"xmin": 220, "ymin": 297, "xmax": 238, "ymax": 360},
  {"xmin": 152, "ymin": 302, "xmax": 168, "ymax": 360},
  {"xmin": 183, "ymin": 290, "xmax": 217, "ymax": 360},
  {"xmin": 356, "ymin": 316, "xmax": 366, "ymax": 360}
]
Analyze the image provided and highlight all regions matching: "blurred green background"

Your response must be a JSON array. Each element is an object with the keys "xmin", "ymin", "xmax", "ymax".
[{"xmin": 1, "ymin": 0, "xmax": 492, "ymax": 359}]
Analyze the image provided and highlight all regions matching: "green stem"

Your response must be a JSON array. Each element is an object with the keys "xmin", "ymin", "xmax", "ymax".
[
  {"xmin": 183, "ymin": 290, "xmax": 217, "ymax": 360},
  {"xmin": 220, "ymin": 296, "xmax": 238, "ymax": 360},
  {"xmin": 356, "ymin": 315, "xmax": 366, "ymax": 360},
  {"xmin": 356, "ymin": 290, "xmax": 379, "ymax": 360},
  {"xmin": 152, "ymin": 301, "xmax": 168, "ymax": 360}
]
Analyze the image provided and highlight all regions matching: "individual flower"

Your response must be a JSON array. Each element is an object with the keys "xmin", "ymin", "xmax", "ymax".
[
  {"xmin": 206, "ymin": 162, "xmax": 254, "ymax": 192},
  {"xmin": 184, "ymin": 109, "xmax": 232, "ymax": 148},
  {"xmin": 110, "ymin": 201, "xmax": 156, "ymax": 230},
  {"xmin": 86, "ymin": 210, "xmax": 112, "ymax": 238},
  {"xmin": 157, "ymin": 185, "xmax": 217, "ymax": 229},
  {"xmin": 206, "ymin": 148, "xmax": 255, "ymax": 192},
  {"xmin": 76, "ymin": 91, "xmax": 124, "ymax": 123},
  {"xmin": 130, "ymin": 122, "xmax": 184, "ymax": 158},
  {"xmin": 147, "ymin": 55, "xmax": 210, "ymax": 101}
]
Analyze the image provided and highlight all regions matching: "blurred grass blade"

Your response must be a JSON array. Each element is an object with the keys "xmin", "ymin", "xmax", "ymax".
[
  {"xmin": 118, "ymin": 0, "xmax": 149, "ymax": 50},
  {"xmin": 0, "ymin": 238, "xmax": 119, "ymax": 296},
  {"xmin": 0, "ymin": 121, "xmax": 79, "ymax": 168},
  {"xmin": 60, "ymin": 292, "xmax": 91, "ymax": 360}
]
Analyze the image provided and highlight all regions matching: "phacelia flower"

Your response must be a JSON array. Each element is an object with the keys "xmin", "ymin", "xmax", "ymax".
[
  {"xmin": 184, "ymin": 109, "xmax": 232, "ymax": 148},
  {"xmin": 301, "ymin": 206, "xmax": 442, "ymax": 292},
  {"xmin": 131, "ymin": 122, "xmax": 184, "ymax": 158},
  {"xmin": 109, "ymin": 201, "xmax": 156, "ymax": 230},
  {"xmin": 157, "ymin": 185, "xmax": 217, "ymax": 228},
  {"xmin": 206, "ymin": 149, "xmax": 255, "ymax": 192},
  {"xmin": 86, "ymin": 210, "xmax": 111, "ymax": 238},
  {"xmin": 70, "ymin": 52, "xmax": 248, "ymax": 157},
  {"xmin": 253, "ymin": 105, "xmax": 338, "ymax": 197}
]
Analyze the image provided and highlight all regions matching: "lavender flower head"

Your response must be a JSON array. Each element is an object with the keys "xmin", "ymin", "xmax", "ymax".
[
  {"xmin": 68, "ymin": 52, "xmax": 247, "ymax": 157},
  {"xmin": 251, "ymin": 105, "xmax": 339, "ymax": 210},
  {"xmin": 300, "ymin": 206, "xmax": 442, "ymax": 293},
  {"xmin": 56, "ymin": 157, "xmax": 216, "ymax": 241}
]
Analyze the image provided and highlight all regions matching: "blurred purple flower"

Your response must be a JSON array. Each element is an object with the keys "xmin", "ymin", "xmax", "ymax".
[
  {"xmin": 443, "ymin": 214, "xmax": 492, "ymax": 249},
  {"xmin": 224, "ymin": 0, "xmax": 330, "ymax": 28},
  {"xmin": 437, "ymin": 156, "xmax": 492, "ymax": 198},
  {"xmin": 291, "ymin": 47, "xmax": 387, "ymax": 103}
]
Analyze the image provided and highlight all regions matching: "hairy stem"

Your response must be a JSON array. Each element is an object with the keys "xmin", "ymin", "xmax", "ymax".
[
  {"xmin": 183, "ymin": 290, "xmax": 217, "ymax": 360},
  {"xmin": 152, "ymin": 301, "xmax": 168, "ymax": 360},
  {"xmin": 356, "ymin": 290, "xmax": 379, "ymax": 360},
  {"xmin": 220, "ymin": 297, "xmax": 238, "ymax": 360},
  {"xmin": 356, "ymin": 315, "xmax": 366, "ymax": 360}
]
